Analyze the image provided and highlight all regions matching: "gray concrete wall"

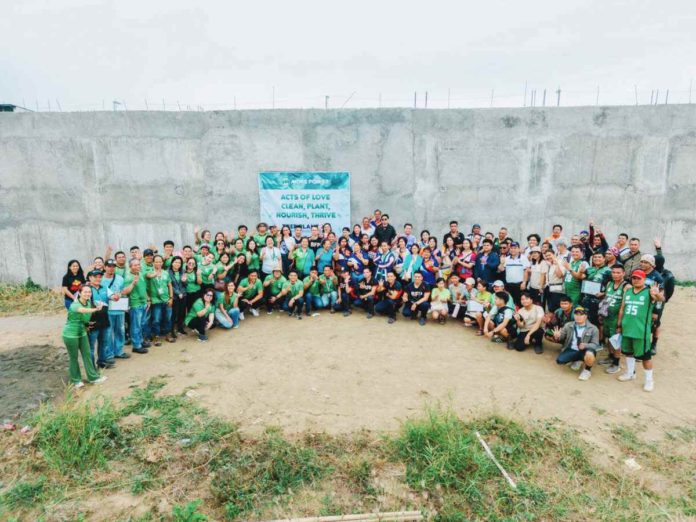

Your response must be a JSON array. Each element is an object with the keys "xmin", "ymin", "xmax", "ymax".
[{"xmin": 1, "ymin": 105, "xmax": 695, "ymax": 286}]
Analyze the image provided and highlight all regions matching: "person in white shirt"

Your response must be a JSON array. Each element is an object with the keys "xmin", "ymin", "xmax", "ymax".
[
  {"xmin": 360, "ymin": 216, "xmax": 375, "ymax": 237},
  {"xmin": 500, "ymin": 241, "xmax": 529, "ymax": 306},
  {"xmin": 512, "ymin": 292, "xmax": 545, "ymax": 353}
]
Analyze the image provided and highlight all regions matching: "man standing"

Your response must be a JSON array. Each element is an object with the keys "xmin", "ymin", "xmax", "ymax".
[
  {"xmin": 401, "ymin": 223, "xmax": 417, "ymax": 247},
  {"xmin": 123, "ymin": 259, "xmax": 150, "ymax": 354},
  {"xmin": 474, "ymin": 239, "xmax": 500, "ymax": 288},
  {"xmin": 553, "ymin": 307, "xmax": 600, "ymax": 381},
  {"xmin": 562, "ymin": 245, "xmax": 588, "ymax": 305},
  {"xmin": 601, "ymin": 264, "xmax": 628, "ymax": 375},
  {"xmin": 402, "ymin": 272, "xmax": 431, "ymax": 326},
  {"xmin": 374, "ymin": 214, "xmax": 397, "ymax": 246},
  {"xmin": 375, "ymin": 272, "xmax": 403, "ymax": 324},
  {"xmin": 101, "ymin": 259, "xmax": 129, "ymax": 362},
  {"xmin": 616, "ymin": 269, "xmax": 664, "ymax": 392},
  {"xmin": 86, "ymin": 269, "xmax": 113, "ymax": 369},
  {"xmin": 621, "ymin": 238, "xmax": 642, "ymax": 278},
  {"xmin": 500, "ymin": 241, "xmax": 528, "ymax": 306},
  {"xmin": 443, "ymin": 221, "xmax": 465, "ymax": 246}
]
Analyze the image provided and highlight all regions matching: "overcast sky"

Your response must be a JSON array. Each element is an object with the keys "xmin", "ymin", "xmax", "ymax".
[{"xmin": 2, "ymin": 0, "xmax": 695, "ymax": 111}]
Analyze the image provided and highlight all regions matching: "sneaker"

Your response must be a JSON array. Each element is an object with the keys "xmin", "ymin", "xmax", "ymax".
[
  {"xmin": 132, "ymin": 347, "xmax": 148, "ymax": 354},
  {"xmin": 142, "ymin": 341, "xmax": 152, "ymax": 349},
  {"xmin": 89, "ymin": 376, "xmax": 108, "ymax": 385},
  {"xmin": 98, "ymin": 361, "xmax": 115, "ymax": 369},
  {"xmin": 366, "ymin": 313, "xmax": 373, "ymax": 319},
  {"xmin": 239, "ymin": 312, "xmax": 245, "ymax": 321},
  {"xmin": 342, "ymin": 310, "xmax": 350, "ymax": 317},
  {"xmin": 232, "ymin": 325, "xmax": 239, "ymax": 329},
  {"xmin": 597, "ymin": 357, "xmax": 613, "ymax": 366},
  {"xmin": 533, "ymin": 345, "xmax": 543, "ymax": 355},
  {"xmin": 312, "ymin": 312, "xmax": 320, "ymax": 317},
  {"xmin": 419, "ymin": 317, "xmax": 426, "ymax": 326},
  {"xmin": 267, "ymin": 310, "xmax": 273, "ymax": 315},
  {"xmin": 296, "ymin": 313, "xmax": 303, "ymax": 320},
  {"xmin": 287, "ymin": 311, "xmax": 293, "ymax": 317},
  {"xmin": 618, "ymin": 372, "xmax": 636, "ymax": 382},
  {"xmin": 578, "ymin": 369, "xmax": 592, "ymax": 381},
  {"xmin": 569, "ymin": 361, "xmax": 583, "ymax": 371},
  {"xmin": 178, "ymin": 328, "xmax": 187, "ymax": 336},
  {"xmin": 166, "ymin": 334, "xmax": 176, "ymax": 343},
  {"xmin": 198, "ymin": 334, "xmax": 208, "ymax": 342},
  {"xmin": 330, "ymin": 309, "xmax": 336, "ymax": 314},
  {"xmin": 73, "ymin": 381, "xmax": 85, "ymax": 389},
  {"xmin": 153, "ymin": 336, "xmax": 162, "ymax": 346},
  {"xmin": 114, "ymin": 353, "xmax": 131, "ymax": 359},
  {"xmin": 643, "ymin": 380, "xmax": 654, "ymax": 392},
  {"xmin": 388, "ymin": 317, "xmax": 396, "ymax": 324},
  {"xmin": 250, "ymin": 308, "xmax": 259, "ymax": 317},
  {"xmin": 493, "ymin": 336, "xmax": 504, "ymax": 343},
  {"xmin": 605, "ymin": 364, "xmax": 621, "ymax": 374}
]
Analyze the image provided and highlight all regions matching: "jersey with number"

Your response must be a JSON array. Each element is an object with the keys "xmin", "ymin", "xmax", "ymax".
[
  {"xmin": 604, "ymin": 281, "xmax": 626, "ymax": 321},
  {"xmin": 621, "ymin": 287, "xmax": 653, "ymax": 339}
]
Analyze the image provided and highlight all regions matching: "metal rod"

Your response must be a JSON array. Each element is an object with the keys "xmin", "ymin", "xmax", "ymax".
[
  {"xmin": 556, "ymin": 87, "xmax": 561, "ymax": 107},
  {"xmin": 596, "ymin": 86, "xmax": 599, "ymax": 106},
  {"xmin": 447, "ymin": 88, "xmax": 451, "ymax": 109},
  {"xmin": 413, "ymin": 91, "xmax": 417, "ymax": 108},
  {"xmin": 424, "ymin": 91, "xmax": 428, "ymax": 108},
  {"xmin": 665, "ymin": 89, "xmax": 669, "ymax": 104},
  {"xmin": 634, "ymin": 85, "xmax": 638, "ymax": 105},
  {"xmin": 542, "ymin": 89, "xmax": 546, "ymax": 107},
  {"xmin": 523, "ymin": 80, "xmax": 528, "ymax": 107}
]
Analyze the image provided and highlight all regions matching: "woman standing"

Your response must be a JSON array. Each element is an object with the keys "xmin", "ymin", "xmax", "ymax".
[
  {"xmin": 260, "ymin": 236, "xmax": 282, "ymax": 280},
  {"xmin": 61, "ymin": 259, "xmax": 85, "ymax": 310},
  {"xmin": 62, "ymin": 285, "xmax": 107, "ymax": 387},
  {"xmin": 400, "ymin": 243, "xmax": 423, "ymax": 283},
  {"xmin": 246, "ymin": 239, "xmax": 261, "ymax": 274},
  {"xmin": 184, "ymin": 258, "xmax": 202, "ymax": 315},
  {"xmin": 215, "ymin": 252, "xmax": 234, "ymax": 291},
  {"xmin": 527, "ymin": 247, "xmax": 547, "ymax": 306},
  {"xmin": 292, "ymin": 237, "xmax": 313, "ymax": 277},
  {"xmin": 169, "ymin": 256, "xmax": 188, "ymax": 336},
  {"xmin": 419, "ymin": 247, "xmax": 440, "ymax": 287},
  {"xmin": 149, "ymin": 255, "xmax": 174, "ymax": 345},
  {"xmin": 279, "ymin": 226, "xmax": 296, "ymax": 275}
]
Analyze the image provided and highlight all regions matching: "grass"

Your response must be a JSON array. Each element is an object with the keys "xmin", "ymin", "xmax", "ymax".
[
  {"xmin": 1, "ymin": 382, "xmax": 695, "ymax": 521},
  {"xmin": 0, "ymin": 279, "xmax": 64, "ymax": 316}
]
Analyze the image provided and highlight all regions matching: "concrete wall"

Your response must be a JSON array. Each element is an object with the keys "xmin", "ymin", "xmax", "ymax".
[{"xmin": 1, "ymin": 105, "xmax": 695, "ymax": 286}]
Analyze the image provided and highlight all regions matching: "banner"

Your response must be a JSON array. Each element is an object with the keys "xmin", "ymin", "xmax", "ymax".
[{"xmin": 258, "ymin": 171, "xmax": 351, "ymax": 233}]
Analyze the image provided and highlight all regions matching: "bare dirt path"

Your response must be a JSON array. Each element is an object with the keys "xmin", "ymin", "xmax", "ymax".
[{"xmin": 1, "ymin": 289, "xmax": 695, "ymax": 441}]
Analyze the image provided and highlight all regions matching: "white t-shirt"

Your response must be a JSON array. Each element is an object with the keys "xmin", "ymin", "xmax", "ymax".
[
  {"xmin": 570, "ymin": 324, "xmax": 587, "ymax": 351},
  {"xmin": 518, "ymin": 304, "xmax": 544, "ymax": 332},
  {"xmin": 261, "ymin": 247, "xmax": 282, "ymax": 273},
  {"xmin": 529, "ymin": 261, "xmax": 549, "ymax": 290},
  {"xmin": 504, "ymin": 255, "xmax": 529, "ymax": 284}
]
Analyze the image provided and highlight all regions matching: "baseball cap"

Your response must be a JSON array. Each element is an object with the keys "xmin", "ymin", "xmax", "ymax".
[
  {"xmin": 640, "ymin": 254, "xmax": 656, "ymax": 267},
  {"xmin": 530, "ymin": 246, "xmax": 541, "ymax": 253},
  {"xmin": 493, "ymin": 280, "xmax": 505, "ymax": 287},
  {"xmin": 143, "ymin": 248, "xmax": 154, "ymax": 256},
  {"xmin": 87, "ymin": 269, "xmax": 104, "ymax": 277},
  {"xmin": 579, "ymin": 230, "xmax": 589, "ymax": 236},
  {"xmin": 573, "ymin": 306, "xmax": 587, "ymax": 315},
  {"xmin": 105, "ymin": 259, "xmax": 116, "ymax": 267},
  {"xmin": 510, "ymin": 241, "xmax": 520, "ymax": 247},
  {"xmin": 465, "ymin": 277, "xmax": 476, "ymax": 285},
  {"xmin": 472, "ymin": 223, "xmax": 481, "ymax": 229},
  {"xmin": 631, "ymin": 269, "xmax": 647, "ymax": 279}
]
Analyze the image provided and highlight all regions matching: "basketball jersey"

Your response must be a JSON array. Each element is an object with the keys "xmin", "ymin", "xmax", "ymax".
[
  {"xmin": 621, "ymin": 287, "xmax": 653, "ymax": 339},
  {"xmin": 604, "ymin": 281, "xmax": 626, "ymax": 320}
]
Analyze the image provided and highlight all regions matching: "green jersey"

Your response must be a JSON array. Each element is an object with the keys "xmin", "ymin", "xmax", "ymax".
[
  {"xmin": 564, "ymin": 259, "xmax": 587, "ymax": 303},
  {"xmin": 114, "ymin": 265, "xmax": 128, "ymax": 278},
  {"xmin": 185, "ymin": 270, "xmax": 201, "ymax": 294},
  {"xmin": 124, "ymin": 272, "xmax": 148, "ymax": 307},
  {"xmin": 285, "ymin": 280, "xmax": 304, "ymax": 298},
  {"xmin": 621, "ymin": 287, "xmax": 654, "ymax": 340},
  {"xmin": 148, "ymin": 271, "xmax": 171, "ymax": 304},
  {"xmin": 62, "ymin": 299, "xmax": 92, "ymax": 338},
  {"xmin": 604, "ymin": 280, "xmax": 626, "ymax": 321},
  {"xmin": 303, "ymin": 276, "xmax": 322, "ymax": 296},
  {"xmin": 264, "ymin": 274, "xmax": 287, "ymax": 296},
  {"xmin": 199, "ymin": 263, "xmax": 216, "ymax": 285},
  {"xmin": 184, "ymin": 298, "xmax": 214, "ymax": 325},
  {"xmin": 239, "ymin": 277, "xmax": 263, "ymax": 300}
]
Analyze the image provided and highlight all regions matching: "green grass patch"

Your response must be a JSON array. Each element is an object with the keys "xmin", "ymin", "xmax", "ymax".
[
  {"xmin": 0, "ymin": 279, "xmax": 64, "ymax": 316},
  {"xmin": 0, "ymin": 477, "xmax": 48, "ymax": 511}
]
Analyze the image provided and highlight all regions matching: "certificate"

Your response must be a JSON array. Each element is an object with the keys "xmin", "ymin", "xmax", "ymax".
[
  {"xmin": 467, "ymin": 300, "xmax": 484, "ymax": 313},
  {"xmin": 581, "ymin": 280, "xmax": 602, "ymax": 296},
  {"xmin": 108, "ymin": 297, "xmax": 129, "ymax": 312}
]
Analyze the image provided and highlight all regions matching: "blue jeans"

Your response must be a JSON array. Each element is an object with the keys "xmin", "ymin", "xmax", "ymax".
[
  {"xmin": 129, "ymin": 305, "xmax": 146, "ymax": 349},
  {"xmin": 64, "ymin": 297, "xmax": 74, "ymax": 310},
  {"xmin": 107, "ymin": 312, "xmax": 125, "ymax": 357},
  {"xmin": 282, "ymin": 296, "xmax": 304, "ymax": 315},
  {"xmin": 305, "ymin": 295, "xmax": 323, "ymax": 313},
  {"xmin": 88, "ymin": 327, "xmax": 111, "ymax": 365},
  {"xmin": 320, "ymin": 291, "xmax": 338, "ymax": 309},
  {"xmin": 215, "ymin": 307, "xmax": 240, "ymax": 328},
  {"xmin": 142, "ymin": 305, "xmax": 152, "ymax": 340},
  {"xmin": 151, "ymin": 303, "xmax": 172, "ymax": 337}
]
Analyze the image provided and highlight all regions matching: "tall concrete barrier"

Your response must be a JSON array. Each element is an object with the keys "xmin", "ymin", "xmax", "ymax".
[{"xmin": 1, "ymin": 106, "xmax": 695, "ymax": 286}]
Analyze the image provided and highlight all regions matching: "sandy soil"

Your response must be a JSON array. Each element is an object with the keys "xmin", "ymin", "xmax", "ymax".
[{"xmin": 1, "ymin": 288, "xmax": 695, "ymax": 442}]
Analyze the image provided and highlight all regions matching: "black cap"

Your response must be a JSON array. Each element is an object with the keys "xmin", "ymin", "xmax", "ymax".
[
  {"xmin": 143, "ymin": 248, "xmax": 155, "ymax": 256},
  {"xmin": 105, "ymin": 259, "xmax": 116, "ymax": 267},
  {"xmin": 87, "ymin": 269, "xmax": 104, "ymax": 277}
]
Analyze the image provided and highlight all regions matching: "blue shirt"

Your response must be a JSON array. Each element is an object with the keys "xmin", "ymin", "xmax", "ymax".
[{"xmin": 101, "ymin": 274, "xmax": 125, "ymax": 315}]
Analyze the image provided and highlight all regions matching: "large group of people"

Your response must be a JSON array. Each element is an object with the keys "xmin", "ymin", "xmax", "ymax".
[{"xmin": 60, "ymin": 211, "xmax": 675, "ymax": 392}]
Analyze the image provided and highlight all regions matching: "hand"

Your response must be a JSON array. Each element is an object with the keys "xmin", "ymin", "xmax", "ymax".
[
  {"xmin": 552, "ymin": 326, "xmax": 561, "ymax": 340},
  {"xmin": 578, "ymin": 342, "xmax": 586, "ymax": 350},
  {"xmin": 520, "ymin": 282, "xmax": 526, "ymax": 290},
  {"xmin": 168, "ymin": 298, "xmax": 173, "ymax": 307},
  {"xmin": 653, "ymin": 238, "xmax": 661, "ymax": 249},
  {"xmin": 649, "ymin": 283, "xmax": 660, "ymax": 298},
  {"xmin": 411, "ymin": 304, "xmax": 416, "ymax": 312},
  {"xmin": 194, "ymin": 226, "xmax": 200, "ymax": 234},
  {"xmin": 95, "ymin": 302, "xmax": 104, "ymax": 310},
  {"xmin": 112, "ymin": 293, "xmax": 120, "ymax": 301},
  {"xmin": 485, "ymin": 330, "xmax": 494, "ymax": 339},
  {"xmin": 525, "ymin": 334, "xmax": 531, "ymax": 344}
]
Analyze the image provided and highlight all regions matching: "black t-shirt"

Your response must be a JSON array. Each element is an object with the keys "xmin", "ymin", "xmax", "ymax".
[
  {"xmin": 62, "ymin": 273, "xmax": 85, "ymax": 294},
  {"xmin": 373, "ymin": 224, "xmax": 397, "ymax": 245},
  {"xmin": 384, "ymin": 280, "xmax": 403, "ymax": 301},
  {"xmin": 354, "ymin": 277, "xmax": 375, "ymax": 297},
  {"xmin": 405, "ymin": 282, "xmax": 430, "ymax": 303},
  {"xmin": 443, "ymin": 232, "xmax": 465, "ymax": 246},
  {"xmin": 308, "ymin": 237, "xmax": 323, "ymax": 253}
]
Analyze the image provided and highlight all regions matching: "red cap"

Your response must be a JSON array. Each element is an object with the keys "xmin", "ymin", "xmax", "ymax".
[{"xmin": 631, "ymin": 269, "xmax": 647, "ymax": 279}]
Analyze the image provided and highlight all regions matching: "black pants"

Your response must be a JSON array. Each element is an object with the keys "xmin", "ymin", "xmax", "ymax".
[
  {"xmin": 353, "ymin": 295, "xmax": 375, "ymax": 315},
  {"xmin": 375, "ymin": 298, "xmax": 401, "ymax": 319},
  {"xmin": 528, "ymin": 287, "xmax": 542, "ymax": 306},
  {"xmin": 403, "ymin": 302, "xmax": 430, "ymax": 319},
  {"xmin": 187, "ymin": 315, "xmax": 207, "ymax": 336},
  {"xmin": 186, "ymin": 290, "xmax": 201, "ymax": 314},
  {"xmin": 581, "ymin": 295, "xmax": 600, "ymax": 327},
  {"xmin": 506, "ymin": 282, "xmax": 522, "ymax": 307},
  {"xmin": 512, "ymin": 329, "xmax": 543, "ymax": 351},
  {"xmin": 266, "ymin": 293, "xmax": 283, "ymax": 312},
  {"xmin": 447, "ymin": 302, "xmax": 467, "ymax": 320},
  {"xmin": 171, "ymin": 295, "xmax": 187, "ymax": 332},
  {"xmin": 335, "ymin": 289, "xmax": 352, "ymax": 312},
  {"xmin": 282, "ymin": 296, "xmax": 304, "ymax": 314},
  {"xmin": 239, "ymin": 298, "xmax": 265, "ymax": 313},
  {"xmin": 545, "ymin": 289, "xmax": 563, "ymax": 313}
]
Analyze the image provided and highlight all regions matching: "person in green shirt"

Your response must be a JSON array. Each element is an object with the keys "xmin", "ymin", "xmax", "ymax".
[
  {"xmin": 198, "ymin": 252, "xmax": 217, "ymax": 293},
  {"xmin": 162, "ymin": 240, "xmax": 175, "ymax": 269},
  {"xmin": 114, "ymin": 250, "xmax": 128, "ymax": 278},
  {"xmin": 252, "ymin": 222, "xmax": 271, "ymax": 247},
  {"xmin": 263, "ymin": 268, "xmax": 287, "ymax": 314},
  {"xmin": 292, "ymin": 237, "xmax": 313, "ymax": 277},
  {"xmin": 581, "ymin": 252, "xmax": 610, "ymax": 326},
  {"xmin": 215, "ymin": 281, "xmax": 240, "ymax": 329},
  {"xmin": 601, "ymin": 264, "xmax": 628, "ymax": 374},
  {"xmin": 279, "ymin": 270, "xmax": 305, "ymax": 319},
  {"xmin": 185, "ymin": 289, "xmax": 216, "ymax": 341},
  {"xmin": 234, "ymin": 225, "xmax": 249, "ymax": 249},
  {"xmin": 246, "ymin": 239, "xmax": 261, "ymax": 273},
  {"xmin": 231, "ymin": 238, "xmax": 247, "ymax": 257},
  {"xmin": 148, "ymin": 255, "xmax": 174, "ymax": 346},
  {"xmin": 303, "ymin": 268, "xmax": 322, "ymax": 315},
  {"xmin": 194, "ymin": 243, "xmax": 212, "ymax": 265},
  {"xmin": 184, "ymin": 257, "xmax": 202, "ymax": 311},
  {"xmin": 123, "ymin": 258, "xmax": 151, "ymax": 353},
  {"xmin": 430, "ymin": 277, "xmax": 452, "ymax": 324},
  {"xmin": 237, "ymin": 271, "xmax": 264, "ymax": 318},
  {"xmin": 562, "ymin": 245, "xmax": 588, "ymax": 305},
  {"xmin": 194, "ymin": 226, "xmax": 214, "ymax": 251},
  {"xmin": 62, "ymin": 285, "xmax": 107, "ymax": 387},
  {"xmin": 319, "ymin": 266, "xmax": 339, "ymax": 312}
]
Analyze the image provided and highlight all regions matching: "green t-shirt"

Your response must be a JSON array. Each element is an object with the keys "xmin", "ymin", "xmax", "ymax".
[
  {"xmin": 621, "ymin": 287, "xmax": 654, "ymax": 339},
  {"xmin": 303, "ymin": 276, "xmax": 322, "ymax": 296},
  {"xmin": 284, "ymin": 280, "xmax": 304, "ymax": 298},
  {"xmin": 115, "ymin": 265, "xmax": 128, "ymax": 278},
  {"xmin": 163, "ymin": 256, "xmax": 173, "ymax": 269},
  {"xmin": 431, "ymin": 287, "xmax": 451, "ymax": 303},
  {"xmin": 124, "ymin": 272, "xmax": 148, "ymax": 307},
  {"xmin": 264, "ymin": 274, "xmax": 288, "ymax": 296},
  {"xmin": 488, "ymin": 292, "xmax": 514, "ymax": 309},
  {"xmin": 218, "ymin": 291, "xmax": 238, "ymax": 309},
  {"xmin": 564, "ymin": 260, "xmax": 588, "ymax": 296},
  {"xmin": 199, "ymin": 263, "xmax": 216, "ymax": 285},
  {"xmin": 247, "ymin": 252, "xmax": 260, "ymax": 270},
  {"xmin": 148, "ymin": 271, "xmax": 171, "ymax": 304},
  {"xmin": 253, "ymin": 233, "xmax": 271, "ymax": 247},
  {"xmin": 234, "ymin": 236, "xmax": 249, "ymax": 248},
  {"xmin": 141, "ymin": 262, "xmax": 154, "ymax": 278},
  {"xmin": 185, "ymin": 270, "xmax": 201, "ymax": 293},
  {"xmin": 292, "ymin": 248, "xmax": 312, "ymax": 273},
  {"xmin": 319, "ymin": 275, "xmax": 337, "ymax": 294},
  {"xmin": 239, "ymin": 277, "xmax": 263, "ymax": 300},
  {"xmin": 184, "ymin": 298, "xmax": 214, "ymax": 325},
  {"xmin": 62, "ymin": 299, "xmax": 91, "ymax": 338}
]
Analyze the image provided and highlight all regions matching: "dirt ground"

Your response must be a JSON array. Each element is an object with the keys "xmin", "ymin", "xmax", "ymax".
[{"xmin": 1, "ymin": 288, "xmax": 695, "ymax": 444}]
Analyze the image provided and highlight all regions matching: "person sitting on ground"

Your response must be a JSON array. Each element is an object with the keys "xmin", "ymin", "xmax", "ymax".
[
  {"xmin": 402, "ymin": 271, "xmax": 431, "ymax": 326},
  {"xmin": 543, "ymin": 295, "xmax": 575, "ymax": 343},
  {"xmin": 553, "ymin": 306, "xmax": 600, "ymax": 381},
  {"xmin": 483, "ymin": 291, "xmax": 517, "ymax": 344},
  {"xmin": 429, "ymin": 277, "xmax": 451, "ymax": 324},
  {"xmin": 353, "ymin": 267, "xmax": 377, "ymax": 318},
  {"xmin": 374, "ymin": 271, "xmax": 403, "ymax": 324},
  {"xmin": 466, "ymin": 279, "xmax": 491, "ymax": 334},
  {"xmin": 184, "ymin": 289, "xmax": 216, "ymax": 341},
  {"xmin": 280, "ymin": 270, "xmax": 305, "ymax": 319},
  {"xmin": 318, "ymin": 265, "xmax": 339, "ymax": 312},
  {"xmin": 215, "ymin": 281, "xmax": 240, "ymax": 329},
  {"xmin": 335, "ymin": 270, "xmax": 353, "ymax": 316},
  {"xmin": 512, "ymin": 291, "xmax": 545, "ymax": 354},
  {"xmin": 263, "ymin": 267, "xmax": 287, "ymax": 314}
]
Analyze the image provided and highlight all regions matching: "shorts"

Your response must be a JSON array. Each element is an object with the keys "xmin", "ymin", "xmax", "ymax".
[
  {"xmin": 602, "ymin": 317, "xmax": 619, "ymax": 338},
  {"xmin": 621, "ymin": 336, "xmax": 652, "ymax": 361},
  {"xmin": 653, "ymin": 308, "xmax": 663, "ymax": 329},
  {"xmin": 430, "ymin": 302, "xmax": 448, "ymax": 313}
]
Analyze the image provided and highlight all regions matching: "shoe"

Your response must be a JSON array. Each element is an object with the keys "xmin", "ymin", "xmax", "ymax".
[
  {"xmin": 153, "ymin": 336, "xmax": 162, "ymax": 346},
  {"xmin": 578, "ymin": 369, "xmax": 592, "ymax": 381},
  {"xmin": 605, "ymin": 364, "xmax": 620, "ymax": 374},
  {"xmin": 142, "ymin": 341, "xmax": 152, "ymax": 349},
  {"xmin": 89, "ymin": 376, "xmax": 108, "ymax": 385},
  {"xmin": 166, "ymin": 334, "xmax": 176, "ymax": 343},
  {"xmin": 296, "ymin": 313, "xmax": 302, "ymax": 320},
  {"xmin": 287, "ymin": 311, "xmax": 293, "ymax": 317},
  {"xmin": 330, "ymin": 309, "xmax": 335, "ymax": 314},
  {"xmin": 114, "ymin": 353, "xmax": 131, "ymax": 359},
  {"xmin": 267, "ymin": 310, "xmax": 273, "ymax": 315},
  {"xmin": 178, "ymin": 328, "xmax": 187, "ymax": 336},
  {"xmin": 388, "ymin": 317, "xmax": 396, "ymax": 324},
  {"xmin": 312, "ymin": 312, "xmax": 320, "ymax": 317},
  {"xmin": 98, "ymin": 362, "xmax": 115, "ymax": 369},
  {"xmin": 133, "ymin": 347, "xmax": 148, "ymax": 354},
  {"xmin": 342, "ymin": 310, "xmax": 350, "ymax": 317},
  {"xmin": 533, "ymin": 345, "xmax": 543, "ymax": 355},
  {"xmin": 569, "ymin": 361, "xmax": 582, "ymax": 371},
  {"xmin": 493, "ymin": 336, "xmax": 504, "ymax": 343},
  {"xmin": 643, "ymin": 380, "xmax": 654, "ymax": 392},
  {"xmin": 250, "ymin": 308, "xmax": 259, "ymax": 317},
  {"xmin": 232, "ymin": 325, "xmax": 239, "ymax": 329},
  {"xmin": 366, "ymin": 313, "xmax": 373, "ymax": 319},
  {"xmin": 73, "ymin": 381, "xmax": 85, "ymax": 389},
  {"xmin": 239, "ymin": 312, "xmax": 245, "ymax": 321},
  {"xmin": 597, "ymin": 357, "xmax": 612, "ymax": 366},
  {"xmin": 124, "ymin": 339, "xmax": 132, "ymax": 346},
  {"xmin": 618, "ymin": 372, "xmax": 636, "ymax": 382},
  {"xmin": 419, "ymin": 317, "xmax": 426, "ymax": 326},
  {"xmin": 198, "ymin": 334, "xmax": 208, "ymax": 342}
]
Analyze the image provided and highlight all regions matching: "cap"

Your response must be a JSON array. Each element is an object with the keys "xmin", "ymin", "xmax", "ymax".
[
  {"xmin": 631, "ymin": 269, "xmax": 647, "ymax": 280},
  {"xmin": 465, "ymin": 277, "xmax": 476, "ymax": 285},
  {"xmin": 640, "ymin": 254, "xmax": 656, "ymax": 267},
  {"xmin": 529, "ymin": 246, "xmax": 541, "ymax": 253},
  {"xmin": 87, "ymin": 269, "xmax": 104, "ymax": 277},
  {"xmin": 579, "ymin": 230, "xmax": 589, "ymax": 236},
  {"xmin": 493, "ymin": 280, "xmax": 505, "ymax": 287},
  {"xmin": 272, "ymin": 267, "xmax": 282, "ymax": 272},
  {"xmin": 143, "ymin": 248, "xmax": 154, "ymax": 256},
  {"xmin": 472, "ymin": 224, "xmax": 481, "ymax": 229},
  {"xmin": 105, "ymin": 259, "xmax": 116, "ymax": 267},
  {"xmin": 608, "ymin": 247, "xmax": 620, "ymax": 256},
  {"xmin": 199, "ymin": 244, "xmax": 210, "ymax": 250},
  {"xmin": 573, "ymin": 306, "xmax": 587, "ymax": 314},
  {"xmin": 510, "ymin": 241, "xmax": 520, "ymax": 247}
]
